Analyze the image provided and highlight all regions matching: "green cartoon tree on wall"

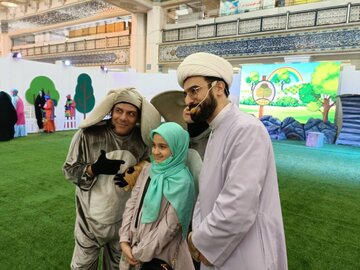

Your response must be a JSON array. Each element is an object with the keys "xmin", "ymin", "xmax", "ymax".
[
  {"xmin": 74, "ymin": 73, "xmax": 95, "ymax": 119},
  {"xmin": 25, "ymin": 76, "xmax": 60, "ymax": 105}
]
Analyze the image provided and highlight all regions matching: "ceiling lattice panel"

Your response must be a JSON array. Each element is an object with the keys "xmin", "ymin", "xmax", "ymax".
[{"xmin": 7, "ymin": 0, "xmax": 122, "ymax": 32}]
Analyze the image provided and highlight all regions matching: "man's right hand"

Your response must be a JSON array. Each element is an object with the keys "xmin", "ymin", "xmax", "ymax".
[{"xmin": 91, "ymin": 150, "xmax": 125, "ymax": 175}]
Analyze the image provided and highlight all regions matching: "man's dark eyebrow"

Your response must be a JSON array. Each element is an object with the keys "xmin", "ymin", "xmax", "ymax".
[
  {"xmin": 114, "ymin": 105, "xmax": 137, "ymax": 112},
  {"xmin": 185, "ymin": 85, "xmax": 201, "ymax": 91}
]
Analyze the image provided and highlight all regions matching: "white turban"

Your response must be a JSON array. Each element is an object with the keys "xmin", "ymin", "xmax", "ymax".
[
  {"xmin": 177, "ymin": 52, "xmax": 233, "ymax": 88},
  {"xmin": 79, "ymin": 87, "xmax": 160, "ymax": 146}
]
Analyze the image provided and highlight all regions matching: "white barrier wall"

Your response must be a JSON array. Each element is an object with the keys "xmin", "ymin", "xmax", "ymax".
[
  {"xmin": 338, "ymin": 65, "xmax": 360, "ymax": 95},
  {"xmin": 0, "ymin": 55, "xmax": 241, "ymax": 133}
]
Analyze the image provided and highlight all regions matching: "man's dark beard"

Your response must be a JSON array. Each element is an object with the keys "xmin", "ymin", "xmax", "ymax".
[{"xmin": 190, "ymin": 91, "xmax": 217, "ymax": 123}]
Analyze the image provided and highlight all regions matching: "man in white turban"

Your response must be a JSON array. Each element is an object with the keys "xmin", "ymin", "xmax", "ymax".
[
  {"xmin": 63, "ymin": 88, "xmax": 160, "ymax": 270},
  {"xmin": 177, "ymin": 52, "xmax": 288, "ymax": 270}
]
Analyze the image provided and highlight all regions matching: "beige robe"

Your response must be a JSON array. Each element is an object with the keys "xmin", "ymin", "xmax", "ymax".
[
  {"xmin": 192, "ymin": 103, "xmax": 288, "ymax": 270},
  {"xmin": 119, "ymin": 163, "xmax": 195, "ymax": 270}
]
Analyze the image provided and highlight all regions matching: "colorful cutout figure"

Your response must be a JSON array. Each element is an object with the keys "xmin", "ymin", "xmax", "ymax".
[{"xmin": 64, "ymin": 94, "xmax": 76, "ymax": 129}]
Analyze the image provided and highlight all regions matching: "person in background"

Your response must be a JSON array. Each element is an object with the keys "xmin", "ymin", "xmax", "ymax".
[
  {"xmin": 11, "ymin": 89, "xmax": 27, "ymax": 137},
  {"xmin": 119, "ymin": 122, "xmax": 195, "ymax": 270},
  {"xmin": 150, "ymin": 91, "xmax": 205, "ymax": 196},
  {"xmin": 150, "ymin": 91, "xmax": 210, "ymax": 159},
  {"xmin": 182, "ymin": 107, "xmax": 210, "ymax": 160},
  {"xmin": 43, "ymin": 94, "xmax": 56, "ymax": 133},
  {"xmin": 177, "ymin": 52, "xmax": 288, "ymax": 270},
  {"xmin": 34, "ymin": 90, "xmax": 46, "ymax": 131},
  {"xmin": 0, "ymin": 91, "xmax": 17, "ymax": 142},
  {"xmin": 63, "ymin": 87, "xmax": 160, "ymax": 270}
]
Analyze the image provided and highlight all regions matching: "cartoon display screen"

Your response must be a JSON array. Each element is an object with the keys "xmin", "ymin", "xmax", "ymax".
[{"xmin": 239, "ymin": 62, "xmax": 341, "ymax": 123}]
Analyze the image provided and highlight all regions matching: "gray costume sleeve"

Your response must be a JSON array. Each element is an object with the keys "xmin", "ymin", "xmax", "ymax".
[{"xmin": 63, "ymin": 129, "xmax": 96, "ymax": 191}]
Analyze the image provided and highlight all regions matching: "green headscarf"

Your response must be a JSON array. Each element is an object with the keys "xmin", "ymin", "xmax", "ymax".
[{"xmin": 141, "ymin": 122, "xmax": 195, "ymax": 238}]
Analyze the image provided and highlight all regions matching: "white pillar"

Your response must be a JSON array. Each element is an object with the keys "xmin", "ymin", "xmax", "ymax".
[
  {"xmin": 145, "ymin": 5, "xmax": 165, "ymax": 73},
  {"xmin": 0, "ymin": 34, "xmax": 12, "ymax": 56},
  {"xmin": 130, "ymin": 13, "xmax": 147, "ymax": 73}
]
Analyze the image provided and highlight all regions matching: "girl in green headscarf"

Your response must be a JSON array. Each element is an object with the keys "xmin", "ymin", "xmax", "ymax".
[{"xmin": 119, "ymin": 122, "xmax": 196, "ymax": 270}]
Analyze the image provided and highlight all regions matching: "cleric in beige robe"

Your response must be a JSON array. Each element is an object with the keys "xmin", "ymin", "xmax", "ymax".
[
  {"xmin": 177, "ymin": 52, "xmax": 288, "ymax": 270},
  {"xmin": 192, "ymin": 104, "xmax": 287, "ymax": 270}
]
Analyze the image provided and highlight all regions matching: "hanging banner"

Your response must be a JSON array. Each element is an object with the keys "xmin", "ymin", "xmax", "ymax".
[
  {"xmin": 219, "ymin": 0, "xmax": 240, "ymax": 16},
  {"xmin": 220, "ymin": 0, "xmax": 263, "ymax": 16},
  {"xmin": 263, "ymin": 0, "xmax": 275, "ymax": 9}
]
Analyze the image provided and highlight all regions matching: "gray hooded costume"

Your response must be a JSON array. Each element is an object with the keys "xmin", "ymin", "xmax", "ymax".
[{"xmin": 63, "ymin": 88, "xmax": 160, "ymax": 270}]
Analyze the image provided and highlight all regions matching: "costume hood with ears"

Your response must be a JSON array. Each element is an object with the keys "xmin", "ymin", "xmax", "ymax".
[
  {"xmin": 150, "ymin": 90, "xmax": 187, "ymax": 130},
  {"xmin": 79, "ymin": 87, "xmax": 161, "ymax": 146},
  {"xmin": 176, "ymin": 52, "xmax": 234, "ymax": 88}
]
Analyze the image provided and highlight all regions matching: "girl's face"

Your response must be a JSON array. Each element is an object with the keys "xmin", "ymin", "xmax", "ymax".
[{"xmin": 152, "ymin": 134, "xmax": 172, "ymax": 163}]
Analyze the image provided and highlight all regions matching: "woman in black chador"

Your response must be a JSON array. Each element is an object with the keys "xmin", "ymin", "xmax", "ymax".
[
  {"xmin": 0, "ymin": 91, "xmax": 17, "ymax": 141},
  {"xmin": 34, "ymin": 90, "xmax": 46, "ymax": 130}
]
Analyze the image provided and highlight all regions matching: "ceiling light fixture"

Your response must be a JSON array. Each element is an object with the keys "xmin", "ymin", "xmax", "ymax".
[
  {"xmin": 63, "ymin": 60, "xmax": 71, "ymax": 66},
  {"xmin": 12, "ymin": 52, "xmax": 22, "ymax": 59},
  {"xmin": 1, "ymin": 1, "xmax": 19, "ymax": 8},
  {"xmin": 100, "ymin": 65, "xmax": 108, "ymax": 73}
]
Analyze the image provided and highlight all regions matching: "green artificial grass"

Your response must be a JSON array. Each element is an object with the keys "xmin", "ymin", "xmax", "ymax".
[
  {"xmin": 273, "ymin": 140, "xmax": 360, "ymax": 270},
  {"xmin": 0, "ymin": 132, "xmax": 359, "ymax": 269},
  {"xmin": 0, "ymin": 131, "xmax": 76, "ymax": 270}
]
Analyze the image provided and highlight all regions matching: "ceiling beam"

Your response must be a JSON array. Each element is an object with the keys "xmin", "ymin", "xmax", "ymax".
[{"xmin": 104, "ymin": 0, "xmax": 153, "ymax": 13}]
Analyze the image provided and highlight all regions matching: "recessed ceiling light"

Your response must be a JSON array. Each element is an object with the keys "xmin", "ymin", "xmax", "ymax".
[
  {"xmin": 1, "ymin": 2, "xmax": 18, "ymax": 8},
  {"xmin": 63, "ymin": 60, "xmax": 71, "ymax": 66}
]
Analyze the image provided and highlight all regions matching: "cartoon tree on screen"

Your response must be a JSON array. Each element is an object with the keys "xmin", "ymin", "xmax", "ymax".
[
  {"xmin": 245, "ymin": 71, "xmax": 260, "ymax": 90},
  {"xmin": 74, "ymin": 73, "xmax": 95, "ymax": 119},
  {"xmin": 310, "ymin": 62, "xmax": 340, "ymax": 122},
  {"xmin": 252, "ymin": 76, "xmax": 276, "ymax": 118},
  {"xmin": 256, "ymin": 83, "xmax": 272, "ymax": 99},
  {"xmin": 25, "ymin": 76, "xmax": 60, "ymax": 105},
  {"xmin": 282, "ymin": 62, "xmax": 340, "ymax": 122},
  {"xmin": 270, "ymin": 68, "xmax": 291, "ymax": 91}
]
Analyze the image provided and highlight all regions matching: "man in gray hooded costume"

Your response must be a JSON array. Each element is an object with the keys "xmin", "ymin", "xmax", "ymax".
[{"xmin": 63, "ymin": 88, "xmax": 160, "ymax": 270}]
